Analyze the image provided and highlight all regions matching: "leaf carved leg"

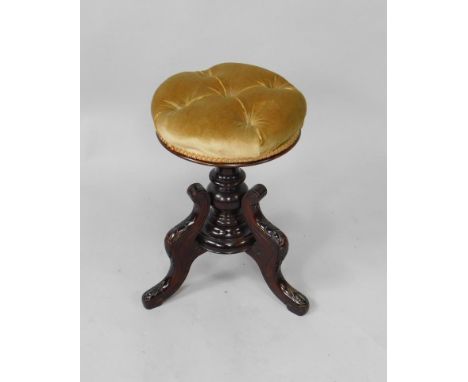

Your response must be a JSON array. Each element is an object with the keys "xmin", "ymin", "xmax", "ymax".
[
  {"xmin": 242, "ymin": 184, "xmax": 309, "ymax": 316},
  {"xmin": 142, "ymin": 183, "xmax": 210, "ymax": 309}
]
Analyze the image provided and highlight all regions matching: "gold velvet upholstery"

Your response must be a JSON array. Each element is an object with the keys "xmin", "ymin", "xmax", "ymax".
[{"xmin": 151, "ymin": 63, "xmax": 307, "ymax": 164}]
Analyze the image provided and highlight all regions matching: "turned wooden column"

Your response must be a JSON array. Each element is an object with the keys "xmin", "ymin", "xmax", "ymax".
[
  {"xmin": 199, "ymin": 167, "xmax": 254, "ymax": 253},
  {"xmin": 142, "ymin": 167, "xmax": 309, "ymax": 316}
]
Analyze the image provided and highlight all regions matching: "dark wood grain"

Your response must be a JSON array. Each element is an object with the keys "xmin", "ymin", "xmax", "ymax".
[
  {"xmin": 242, "ymin": 184, "xmax": 309, "ymax": 316},
  {"xmin": 142, "ymin": 168, "xmax": 310, "ymax": 315},
  {"xmin": 142, "ymin": 183, "xmax": 210, "ymax": 309},
  {"xmin": 198, "ymin": 167, "xmax": 254, "ymax": 253}
]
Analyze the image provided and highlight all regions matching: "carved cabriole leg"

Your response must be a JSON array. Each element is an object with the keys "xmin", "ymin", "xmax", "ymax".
[
  {"xmin": 242, "ymin": 184, "xmax": 310, "ymax": 316},
  {"xmin": 142, "ymin": 183, "xmax": 210, "ymax": 309}
]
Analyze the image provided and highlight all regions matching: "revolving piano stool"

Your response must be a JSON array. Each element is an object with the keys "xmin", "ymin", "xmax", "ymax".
[{"xmin": 142, "ymin": 63, "xmax": 310, "ymax": 316}]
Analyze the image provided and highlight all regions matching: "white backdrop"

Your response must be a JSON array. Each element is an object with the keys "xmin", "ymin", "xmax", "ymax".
[{"xmin": 81, "ymin": 1, "xmax": 386, "ymax": 381}]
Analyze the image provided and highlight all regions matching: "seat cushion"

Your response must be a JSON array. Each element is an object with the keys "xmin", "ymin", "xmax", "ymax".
[{"xmin": 151, "ymin": 63, "xmax": 307, "ymax": 164}]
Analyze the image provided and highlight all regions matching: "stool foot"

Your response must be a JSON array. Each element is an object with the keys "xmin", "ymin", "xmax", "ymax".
[
  {"xmin": 242, "ymin": 184, "xmax": 310, "ymax": 316},
  {"xmin": 142, "ymin": 183, "xmax": 210, "ymax": 309},
  {"xmin": 142, "ymin": 170, "xmax": 310, "ymax": 316}
]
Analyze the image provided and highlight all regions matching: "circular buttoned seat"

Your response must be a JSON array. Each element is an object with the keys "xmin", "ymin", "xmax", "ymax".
[{"xmin": 151, "ymin": 63, "xmax": 307, "ymax": 165}]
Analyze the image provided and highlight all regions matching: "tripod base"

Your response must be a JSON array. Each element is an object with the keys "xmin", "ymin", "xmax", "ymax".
[{"xmin": 142, "ymin": 167, "xmax": 309, "ymax": 316}]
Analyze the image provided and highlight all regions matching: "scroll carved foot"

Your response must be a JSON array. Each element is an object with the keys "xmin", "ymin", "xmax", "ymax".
[
  {"xmin": 142, "ymin": 183, "xmax": 210, "ymax": 309},
  {"xmin": 242, "ymin": 184, "xmax": 310, "ymax": 316}
]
